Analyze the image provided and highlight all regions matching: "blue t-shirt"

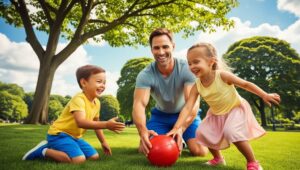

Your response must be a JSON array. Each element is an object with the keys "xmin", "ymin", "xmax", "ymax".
[{"xmin": 135, "ymin": 58, "xmax": 195, "ymax": 113}]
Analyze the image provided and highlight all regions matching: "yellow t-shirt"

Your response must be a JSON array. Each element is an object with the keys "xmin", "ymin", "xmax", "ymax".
[
  {"xmin": 196, "ymin": 71, "xmax": 241, "ymax": 115},
  {"xmin": 48, "ymin": 92, "xmax": 100, "ymax": 138}
]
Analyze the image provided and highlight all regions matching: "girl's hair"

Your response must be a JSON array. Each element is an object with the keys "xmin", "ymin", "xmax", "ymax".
[
  {"xmin": 187, "ymin": 42, "xmax": 232, "ymax": 72},
  {"xmin": 76, "ymin": 65, "xmax": 105, "ymax": 89}
]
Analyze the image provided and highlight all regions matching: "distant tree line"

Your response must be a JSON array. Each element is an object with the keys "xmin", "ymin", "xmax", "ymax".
[{"xmin": 1, "ymin": 36, "xmax": 299, "ymax": 130}]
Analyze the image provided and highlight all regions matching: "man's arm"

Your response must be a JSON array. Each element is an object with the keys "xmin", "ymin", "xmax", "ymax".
[
  {"xmin": 132, "ymin": 88, "xmax": 157, "ymax": 155},
  {"xmin": 132, "ymin": 88, "xmax": 150, "ymax": 135},
  {"xmin": 182, "ymin": 83, "xmax": 199, "ymax": 131}
]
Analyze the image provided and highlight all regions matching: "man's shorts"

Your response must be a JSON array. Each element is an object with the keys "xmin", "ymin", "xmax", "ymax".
[
  {"xmin": 47, "ymin": 132, "xmax": 97, "ymax": 158},
  {"xmin": 146, "ymin": 108, "xmax": 202, "ymax": 142}
]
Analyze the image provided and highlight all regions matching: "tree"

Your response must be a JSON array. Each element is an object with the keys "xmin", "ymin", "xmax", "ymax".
[
  {"xmin": 0, "ymin": 0, "xmax": 237, "ymax": 124},
  {"xmin": 0, "ymin": 91, "xmax": 28, "ymax": 122},
  {"xmin": 223, "ymin": 36, "xmax": 300, "ymax": 126},
  {"xmin": 117, "ymin": 57, "xmax": 155, "ymax": 120},
  {"xmin": 48, "ymin": 99, "xmax": 63, "ymax": 122},
  {"xmin": 99, "ymin": 95, "xmax": 120, "ymax": 121},
  {"xmin": 0, "ymin": 81, "xmax": 26, "ymax": 98},
  {"xmin": 23, "ymin": 92, "xmax": 34, "ymax": 113}
]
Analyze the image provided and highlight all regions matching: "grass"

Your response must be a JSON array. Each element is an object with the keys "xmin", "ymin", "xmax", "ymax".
[{"xmin": 0, "ymin": 124, "xmax": 299, "ymax": 170}]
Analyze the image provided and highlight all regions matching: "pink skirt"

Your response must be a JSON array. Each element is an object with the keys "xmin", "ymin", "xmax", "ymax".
[{"xmin": 196, "ymin": 99, "xmax": 266, "ymax": 150}]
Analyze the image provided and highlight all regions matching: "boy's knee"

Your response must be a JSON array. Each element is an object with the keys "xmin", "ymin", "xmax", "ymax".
[
  {"xmin": 88, "ymin": 154, "xmax": 99, "ymax": 160},
  {"xmin": 71, "ymin": 156, "xmax": 86, "ymax": 164}
]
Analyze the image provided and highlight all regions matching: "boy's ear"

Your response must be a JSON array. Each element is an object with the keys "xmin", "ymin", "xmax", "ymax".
[{"xmin": 80, "ymin": 78, "xmax": 86, "ymax": 88}]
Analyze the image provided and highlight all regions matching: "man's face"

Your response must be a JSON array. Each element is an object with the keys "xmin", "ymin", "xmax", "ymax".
[{"xmin": 151, "ymin": 35, "xmax": 174, "ymax": 68}]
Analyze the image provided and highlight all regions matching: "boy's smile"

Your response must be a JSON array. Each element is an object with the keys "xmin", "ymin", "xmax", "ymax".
[{"xmin": 81, "ymin": 72, "xmax": 106, "ymax": 101}]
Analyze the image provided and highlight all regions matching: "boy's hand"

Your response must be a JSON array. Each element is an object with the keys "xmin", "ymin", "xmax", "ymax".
[
  {"xmin": 166, "ymin": 127, "xmax": 183, "ymax": 152},
  {"xmin": 101, "ymin": 141, "xmax": 112, "ymax": 155},
  {"xmin": 105, "ymin": 117, "xmax": 125, "ymax": 133}
]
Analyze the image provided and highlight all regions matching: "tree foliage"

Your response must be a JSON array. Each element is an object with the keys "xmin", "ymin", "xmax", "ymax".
[
  {"xmin": 99, "ymin": 95, "xmax": 120, "ymax": 121},
  {"xmin": 0, "ymin": 91, "xmax": 28, "ymax": 122},
  {"xmin": 48, "ymin": 99, "xmax": 63, "ymax": 122},
  {"xmin": 117, "ymin": 57, "xmax": 154, "ymax": 120},
  {"xmin": 223, "ymin": 36, "xmax": 300, "ymax": 126},
  {"xmin": 0, "ymin": 0, "xmax": 237, "ymax": 124}
]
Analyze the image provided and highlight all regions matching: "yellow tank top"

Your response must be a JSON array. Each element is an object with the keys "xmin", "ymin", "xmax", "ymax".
[
  {"xmin": 48, "ymin": 92, "xmax": 100, "ymax": 138},
  {"xmin": 196, "ymin": 71, "xmax": 241, "ymax": 115}
]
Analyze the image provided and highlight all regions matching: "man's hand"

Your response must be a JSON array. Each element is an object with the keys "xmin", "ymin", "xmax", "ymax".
[
  {"xmin": 101, "ymin": 141, "xmax": 112, "ymax": 155},
  {"xmin": 105, "ymin": 117, "xmax": 125, "ymax": 133},
  {"xmin": 139, "ymin": 129, "xmax": 158, "ymax": 156},
  {"xmin": 166, "ymin": 127, "xmax": 183, "ymax": 152}
]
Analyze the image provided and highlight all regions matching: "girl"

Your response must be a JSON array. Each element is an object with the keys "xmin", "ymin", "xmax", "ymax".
[{"xmin": 167, "ymin": 43, "xmax": 280, "ymax": 170}]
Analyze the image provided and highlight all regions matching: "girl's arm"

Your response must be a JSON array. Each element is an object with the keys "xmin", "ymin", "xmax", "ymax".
[
  {"xmin": 167, "ymin": 84, "xmax": 200, "ymax": 134},
  {"xmin": 220, "ymin": 71, "xmax": 281, "ymax": 106}
]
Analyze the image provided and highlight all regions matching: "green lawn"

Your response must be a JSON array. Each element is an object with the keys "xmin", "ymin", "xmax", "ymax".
[{"xmin": 0, "ymin": 124, "xmax": 299, "ymax": 170}]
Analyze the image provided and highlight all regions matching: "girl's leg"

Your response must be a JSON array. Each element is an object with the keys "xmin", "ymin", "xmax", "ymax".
[
  {"xmin": 206, "ymin": 148, "xmax": 226, "ymax": 165},
  {"xmin": 209, "ymin": 148, "xmax": 222, "ymax": 158},
  {"xmin": 233, "ymin": 141, "xmax": 255, "ymax": 162}
]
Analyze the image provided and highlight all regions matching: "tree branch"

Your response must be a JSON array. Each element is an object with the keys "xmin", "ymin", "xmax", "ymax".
[
  {"xmin": 37, "ymin": 0, "xmax": 53, "ymax": 26},
  {"xmin": 88, "ymin": 19, "xmax": 110, "ymax": 24},
  {"xmin": 11, "ymin": 0, "xmax": 44, "ymax": 60},
  {"xmin": 45, "ymin": 2, "xmax": 57, "ymax": 13},
  {"xmin": 74, "ymin": 0, "xmax": 93, "ymax": 38},
  {"xmin": 82, "ymin": 0, "xmax": 175, "ymax": 41}
]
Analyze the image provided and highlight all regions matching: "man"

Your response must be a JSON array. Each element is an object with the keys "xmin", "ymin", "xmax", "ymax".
[{"xmin": 132, "ymin": 28, "xmax": 208, "ymax": 156}]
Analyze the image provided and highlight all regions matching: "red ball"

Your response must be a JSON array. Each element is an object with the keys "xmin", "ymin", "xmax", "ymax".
[{"xmin": 147, "ymin": 135, "xmax": 180, "ymax": 167}]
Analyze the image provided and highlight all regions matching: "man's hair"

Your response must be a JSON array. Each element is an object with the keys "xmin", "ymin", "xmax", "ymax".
[
  {"xmin": 76, "ymin": 65, "xmax": 105, "ymax": 89},
  {"xmin": 149, "ymin": 28, "xmax": 173, "ymax": 47}
]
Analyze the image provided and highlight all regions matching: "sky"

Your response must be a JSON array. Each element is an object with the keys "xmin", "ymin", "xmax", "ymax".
[{"xmin": 0, "ymin": 0, "xmax": 299, "ymax": 97}]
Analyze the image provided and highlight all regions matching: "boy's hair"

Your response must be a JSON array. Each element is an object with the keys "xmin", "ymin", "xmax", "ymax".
[
  {"xmin": 149, "ymin": 28, "xmax": 173, "ymax": 47},
  {"xmin": 188, "ymin": 42, "xmax": 232, "ymax": 72},
  {"xmin": 76, "ymin": 65, "xmax": 105, "ymax": 89}
]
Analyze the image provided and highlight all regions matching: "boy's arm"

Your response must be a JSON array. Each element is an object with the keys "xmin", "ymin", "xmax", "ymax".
[
  {"xmin": 94, "ymin": 117, "xmax": 112, "ymax": 155},
  {"xmin": 73, "ymin": 111, "xmax": 125, "ymax": 133}
]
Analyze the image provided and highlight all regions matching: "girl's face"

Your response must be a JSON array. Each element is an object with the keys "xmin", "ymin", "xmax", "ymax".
[
  {"xmin": 81, "ymin": 72, "xmax": 106, "ymax": 100},
  {"xmin": 187, "ymin": 47, "xmax": 215, "ymax": 77}
]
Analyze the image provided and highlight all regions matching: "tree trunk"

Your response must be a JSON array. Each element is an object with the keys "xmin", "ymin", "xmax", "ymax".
[
  {"xmin": 258, "ymin": 99, "xmax": 267, "ymax": 127},
  {"xmin": 24, "ymin": 63, "xmax": 57, "ymax": 124}
]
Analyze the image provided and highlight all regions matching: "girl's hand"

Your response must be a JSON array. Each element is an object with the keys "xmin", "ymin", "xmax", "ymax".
[
  {"xmin": 101, "ymin": 141, "xmax": 112, "ymax": 155},
  {"xmin": 106, "ymin": 117, "xmax": 126, "ymax": 133},
  {"xmin": 166, "ymin": 127, "xmax": 183, "ymax": 152},
  {"xmin": 263, "ymin": 93, "xmax": 281, "ymax": 106}
]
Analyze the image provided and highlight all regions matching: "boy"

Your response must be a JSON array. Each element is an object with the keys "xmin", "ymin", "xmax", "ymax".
[{"xmin": 22, "ymin": 65, "xmax": 125, "ymax": 163}]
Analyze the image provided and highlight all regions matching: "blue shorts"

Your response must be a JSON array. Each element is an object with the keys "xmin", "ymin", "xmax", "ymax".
[
  {"xmin": 147, "ymin": 108, "xmax": 202, "ymax": 142},
  {"xmin": 47, "ymin": 133, "xmax": 97, "ymax": 158}
]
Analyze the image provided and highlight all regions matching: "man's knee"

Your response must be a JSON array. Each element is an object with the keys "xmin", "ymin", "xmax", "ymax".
[
  {"xmin": 190, "ymin": 147, "xmax": 208, "ymax": 157},
  {"xmin": 187, "ymin": 138, "xmax": 208, "ymax": 157}
]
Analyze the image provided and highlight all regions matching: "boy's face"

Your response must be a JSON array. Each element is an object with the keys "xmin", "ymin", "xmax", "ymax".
[{"xmin": 81, "ymin": 72, "xmax": 106, "ymax": 100}]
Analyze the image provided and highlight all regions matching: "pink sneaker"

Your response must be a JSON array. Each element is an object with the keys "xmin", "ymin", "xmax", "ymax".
[
  {"xmin": 247, "ymin": 161, "xmax": 263, "ymax": 170},
  {"xmin": 205, "ymin": 157, "xmax": 226, "ymax": 166}
]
